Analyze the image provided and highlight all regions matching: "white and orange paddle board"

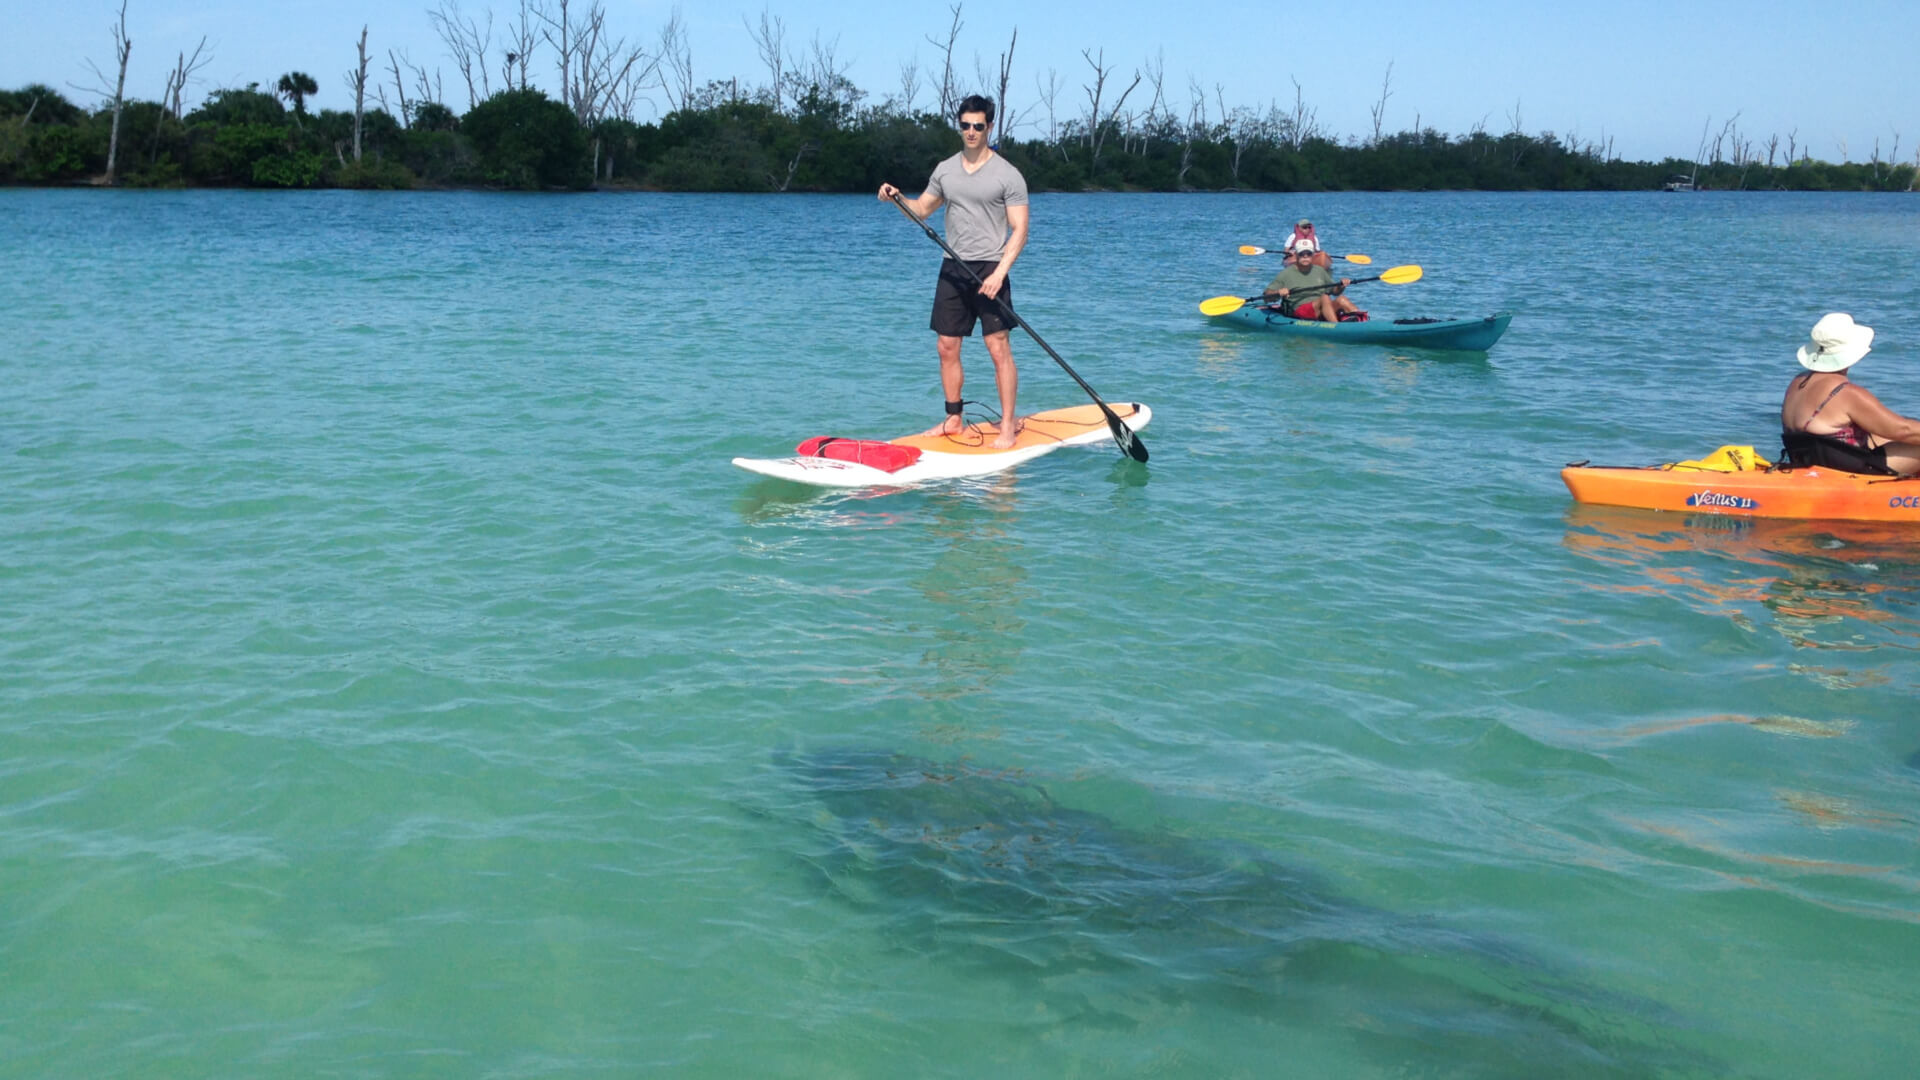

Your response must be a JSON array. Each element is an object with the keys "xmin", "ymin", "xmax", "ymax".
[{"xmin": 732, "ymin": 402, "xmax": 1152, "ymax": 487}]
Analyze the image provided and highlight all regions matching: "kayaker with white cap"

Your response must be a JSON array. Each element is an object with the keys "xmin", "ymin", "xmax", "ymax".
[
  {"xmin": 1261, "ymin": 256, "xmax": 1359, "ymax": 324},
  {"xmin": 1780, "ymin": 313, "xmax": 1920, "ymax": 475}
]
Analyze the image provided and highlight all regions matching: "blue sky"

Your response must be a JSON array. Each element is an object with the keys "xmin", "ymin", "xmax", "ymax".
[{"xmin": 7, "ymin": 0, "xmax": 1917, "ymax": 165}]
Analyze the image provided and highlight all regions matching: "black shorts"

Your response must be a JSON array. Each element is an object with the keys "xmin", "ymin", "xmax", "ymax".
[{"xmin": 930, "ymin": 259, "xmax": 1014, "ymax": 338}]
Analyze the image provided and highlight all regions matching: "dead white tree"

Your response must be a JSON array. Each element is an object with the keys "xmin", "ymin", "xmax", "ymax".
[
  {"xmin": 502, "ymin": 0, "xmax": 538, "ymax": 91},
  {"xmin": 925, "ymin": 3, "xmax": 963, "ymax": 118},
  {"xmin": 1215, "ymin": 86, "xmax": 1255, "ymax": 186},
  {"xmin": 1139, "ymin": 48, "xmax": 1166, "ymax": 134},
  {"xmin": 1034, "ymin": 67, "xmax": 1063, "ymax": 154},
  {"xmin": 1079, "ymin": 47, "xmax": 1139, "ymax": 169},
  {"xmin": 72, "ymin": 0, "xmax": 134, "ymax": 184},
  {"xmin": 990, "ymin": 28, "xmax": 1017, "ymax": 137},
  {"xmin": 429, "ymin": 0, "xmax": 492, "ymax": 110},
  {"xmin": 1685, "ymin": 115, "xmax": 1710, "ymax": 182},
  {"xmin": 792, "ymin": 32, "xmax": 858, "ymax": 113},
  {"xmin": 386, "ymin": 50, "xmax": 414, "ymax": 126},
  {"xmin": 538, "ymin": 0, "xmax": 579, "ymax": 113},
  {"xmin": 1177, "ymin": 74, "xmax": 1207, "ymax": 188},
  {"xmin": 151, "ymin": 35, "xmax": 208, "ymax": 158},
  {"xmin": 546, "ymin": 0, "xmax": 658, "ymax": 124},
  {"xmin": 344, "ymin": 25, "xmax": 370, "ymax": 162},
  {"xmin": 1710, "ymin": 112, "xmax": 1740, "ymax": 163},
  {"xmin": 1281, "ymin": 76, "xmax": 1318, "ymax": 152},
  {"xmin": 656, "ymin": 8, "xmax": 693, "ymax": 114},
  {"xmin": 895, "ymin": 53, "xmax": 921, "ymax": 115},
  {"xmin": 160, "ymin": 36, "xmax": 210, "ymax": 121},
  {"xmin": 1368, "ymin": 59, "xmax": 1393, "ymax": 145},
  {"xmin": 396, "ymin": 50, "xmax": 444, "ymax": 116},
  {"xmin": 1504, "ymin": 96, "xmax": 1527, "ymax": 166},
  {"xmin": 743, "ymin": 7, "xmax": 787, "ymax": 112}
]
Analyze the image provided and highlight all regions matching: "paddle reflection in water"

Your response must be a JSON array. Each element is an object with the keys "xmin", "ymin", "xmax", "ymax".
[
  {"xmin": 912, "ymin": 480, "xmax": 1028, "ymax": 703},
  {"xmin": 1562, "ymin": 505, "xmax": 1920, "ymax": 657},
  {"xmin": 766, "ymin": 746, "xmax": 1706, "ymax": 1077},
  {"xmin": 1191, "ymin": 335, "xmax": 1252, "ymax": 379}
]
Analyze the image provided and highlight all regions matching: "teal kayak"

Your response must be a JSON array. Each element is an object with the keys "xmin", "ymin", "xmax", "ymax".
[{"xmin": 1212, "ymin": 308, "xmax": 1513, "ymax": 351}]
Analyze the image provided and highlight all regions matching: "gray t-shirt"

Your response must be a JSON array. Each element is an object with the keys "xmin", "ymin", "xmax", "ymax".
[{"xmin": 925, "ymin": 151, "xmax": 1029, "ymax": 262}]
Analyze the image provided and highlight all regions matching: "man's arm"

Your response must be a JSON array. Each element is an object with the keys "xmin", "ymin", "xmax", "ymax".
[
  {"xmin": 979, "ymin": 203, "xmax": 1028, "ymax": 300},
  {"xmin": 877, "ymin": 182, "xmax": 944, "ymax": 219}
]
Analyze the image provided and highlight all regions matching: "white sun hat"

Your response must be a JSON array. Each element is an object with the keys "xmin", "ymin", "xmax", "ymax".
[
  {"xmin": 1797, "ymin": 312, "xmax": 1875, "ymax": 372},
  {"xmin": 1288, "ymin": 236, "xmax": 1321, "ymax": 253}
]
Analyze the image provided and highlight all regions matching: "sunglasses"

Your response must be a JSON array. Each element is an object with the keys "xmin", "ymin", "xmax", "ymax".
[{"xmin": 958, "ymin": 121, "xmax": 989, "ymax": 132}]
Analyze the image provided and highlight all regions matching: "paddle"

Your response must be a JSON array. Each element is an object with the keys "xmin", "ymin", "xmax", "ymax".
[
  {"xmin": 1198, "ymin": 264, "xmax": 1424, "ymax": 316},
  {"xmin": 888, "ymin": 190, "xmax": 1148, "ymax": 463},
  {"xmin": 1238, "ymin": 245, "xmax": 1373, "ymax": 265}
]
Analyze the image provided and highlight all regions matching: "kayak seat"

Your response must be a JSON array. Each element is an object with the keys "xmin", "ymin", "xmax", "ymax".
[{"xmin": 1779, "ymin": 431, "xmax": 1896, "ymax": 476}]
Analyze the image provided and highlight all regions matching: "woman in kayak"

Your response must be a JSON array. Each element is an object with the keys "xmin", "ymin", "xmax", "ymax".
[
  {"xmin": 1282, "ymin": 218, "xmax": 1332, "ymax": 270},
  {"xmin": 1781, "ymin": 313, "xmax": 1920, "ymax": 475}
]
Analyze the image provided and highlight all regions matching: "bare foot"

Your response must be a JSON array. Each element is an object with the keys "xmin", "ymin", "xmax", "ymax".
[
  {"xmin": 919, "ymin": 414, "xmax": 968, "ymax": 438},
  {"xmin": 991, "ymin": 416, "xmax": 1023, "ymax": 449}
]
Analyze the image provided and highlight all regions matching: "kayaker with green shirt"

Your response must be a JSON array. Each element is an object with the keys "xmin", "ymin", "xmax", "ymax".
[
  {"xmin": 878, "ymin": 94, "xmax": 1030, "ymax": 449},
  {"xmin": 1262, "ymin": 260, "xmax": 1359, "ymax": 323}
]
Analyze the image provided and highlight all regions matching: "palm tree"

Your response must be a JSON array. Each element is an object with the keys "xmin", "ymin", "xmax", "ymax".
[{"xmin": 276, "ymin": 71, "xmax": 318, "ymax": 121}]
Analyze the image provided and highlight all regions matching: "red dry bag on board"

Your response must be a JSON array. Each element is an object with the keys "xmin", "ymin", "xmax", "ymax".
[{"xmin": 794, "ymin": 436, "xmax": 924, "ymax": 473}]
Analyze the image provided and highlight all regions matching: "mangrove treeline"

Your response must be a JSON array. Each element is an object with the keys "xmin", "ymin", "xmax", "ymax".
[{"xmin": 3, "ymin": 81, "xmax": 1914, "ymax": 194}]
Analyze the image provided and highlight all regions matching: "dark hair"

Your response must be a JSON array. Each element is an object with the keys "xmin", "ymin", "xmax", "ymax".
[{"xmin": 955, "ymin": 95, "xmax": 996, "ymax": 124}]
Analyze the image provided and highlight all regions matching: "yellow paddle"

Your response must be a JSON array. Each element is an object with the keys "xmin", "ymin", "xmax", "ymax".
[
  {"xmin": 1238, "ymin": 244, "xmax": 1373, "ymax": 265},
  {"xmin": 1199, "ymin": 264, "xmax": 1424, "ymax": 316}
]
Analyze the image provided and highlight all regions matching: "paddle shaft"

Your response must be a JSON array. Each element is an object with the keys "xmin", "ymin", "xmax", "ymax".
[
  {"xmin": 1201, "ymin": 264, "xmax": 1419, "ymax": 316},
  {"xmin": 1261, "ymin": 274, "xmax": 1369, "ymax": 306},
  {"xmin": 1249, "ymin": 247, "xmax": 1370, "ymax": 264},
  {"xmin": 888, "ymin": 191, "xmax": 1146, "ymax": 462}
]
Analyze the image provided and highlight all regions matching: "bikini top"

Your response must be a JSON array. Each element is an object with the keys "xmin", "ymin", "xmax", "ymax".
[{"xmin": 1788, "ymin": 375, "xmax": 1869, "ymax": 448}]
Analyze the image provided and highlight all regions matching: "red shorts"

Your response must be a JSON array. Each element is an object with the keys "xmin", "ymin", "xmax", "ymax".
[{"xmin": 1293, "ymin": 301, "xmax": 1319, "ymax": 319}]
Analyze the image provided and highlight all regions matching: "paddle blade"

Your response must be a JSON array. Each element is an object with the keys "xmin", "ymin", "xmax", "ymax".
[
  {"xmin": 1199, "ymin": 295, "xmax": 1249, "ymax": 316},
  {"xmin": 1340, "ymin": 253, "xmax": 1373, "ymax": 265},
  {"xmin": 1238, "ymin": 245, "xmax": 1267, "ymax": 256},
  {"xmin": 1105, "ymin": 409, "xmax": 1149, "ymax": 462},
  {"xmin": 1379, "ymin": 264, "xmax": 1423, "ymax": 284}
]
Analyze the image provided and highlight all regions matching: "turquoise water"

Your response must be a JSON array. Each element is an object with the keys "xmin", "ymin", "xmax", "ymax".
[{"xmin": 4, "ymin": 187, "xmax": 1919, "ymax": 1077}]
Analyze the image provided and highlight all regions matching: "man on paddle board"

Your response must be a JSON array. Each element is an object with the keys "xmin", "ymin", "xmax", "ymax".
[{"xmin": 879, "ymin": 94, "xmax": 1030, "ymax": 449}]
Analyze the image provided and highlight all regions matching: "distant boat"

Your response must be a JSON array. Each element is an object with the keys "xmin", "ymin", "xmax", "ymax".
[{"xmin": 1662, "ymin": 174, "xmax": 1697, "ymax": 192}]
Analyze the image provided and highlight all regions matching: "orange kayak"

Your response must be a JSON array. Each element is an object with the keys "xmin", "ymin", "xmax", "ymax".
[{"xmin": 1562, "ymin": 463, "xmax": 1920, "ymax": 522}]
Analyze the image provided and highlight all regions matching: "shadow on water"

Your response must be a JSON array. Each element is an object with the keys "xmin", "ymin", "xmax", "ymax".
[
  {"xmin": 762, "ymin": 746, "xmax": 1713, "ymax": 1077},
  {"xmin": 1381, "ymin": 345, "xmax": 1497, "ymax": 368},
  {"xmin": 734, "ymin": 477, "xmax": 913, "ymax": 523},
  {"xmin": 1563, "ymin": 504, "xmax": 1920, "ymax": 654},
  {"xmin": 1105, "ymin": 454, "xmax": 1150, "ymax": 490}
]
